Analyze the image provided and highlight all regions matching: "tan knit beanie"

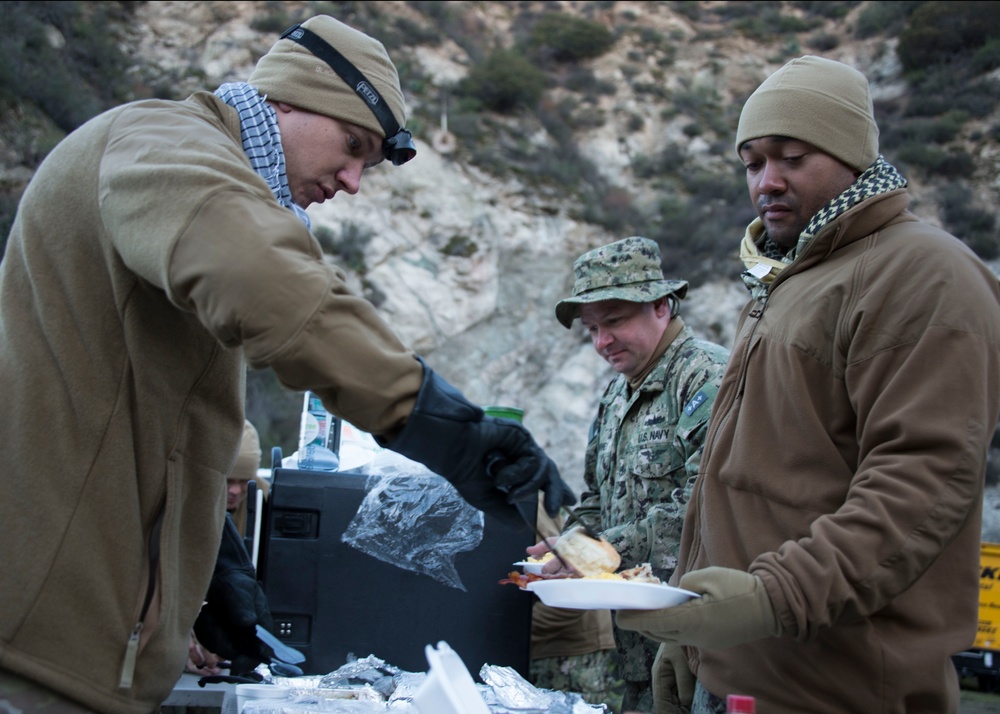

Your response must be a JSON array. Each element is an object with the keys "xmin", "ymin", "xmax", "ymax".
[
  {"xmin": 736, "ymin": 55, "xmax": 879, "ymax": 173},
  {"xmin": 231, "ymin": 420, "xmax": 262, "ymax": 481},
  {"xmin": 248, "ymin": 15, "xmax": 405, "ymax": 139}
]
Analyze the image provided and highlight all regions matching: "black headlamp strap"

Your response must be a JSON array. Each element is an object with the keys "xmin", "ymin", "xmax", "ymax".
[{"xmin": 279, "ymin": 24, "xmax": 401, "ymax": 139}]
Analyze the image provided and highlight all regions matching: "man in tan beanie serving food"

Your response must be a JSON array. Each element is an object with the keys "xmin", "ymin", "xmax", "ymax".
[
  {"xmin": 616, "ymin": 55, "xmax": 1000, "ymax": 714},
  {"xmin": 0, "ymin": 14, "xmax": 573, "ymax": 714}
]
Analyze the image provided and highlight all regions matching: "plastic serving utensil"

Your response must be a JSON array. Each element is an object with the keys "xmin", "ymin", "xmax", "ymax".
[
  {"xmin": 269, "ymin": 661, "xmax": 304, "ymax": 677},
  {"xmin": 256, "ymin": 624, "xmax": 305, "ymax": 665},
  {"xmin": 486, "ymin": 453, "xmax": 576, "ymax": 570},
  {"xmin": 561, "ymin": 505, "xmax": 603, "ymax": 541},
  {"xmin": 485, "ymin": 452, "xmax": 602, "ymax": 541},
  {"xmin": 486, "ymin": 452, "xmax": 595, "ymax": 572}
]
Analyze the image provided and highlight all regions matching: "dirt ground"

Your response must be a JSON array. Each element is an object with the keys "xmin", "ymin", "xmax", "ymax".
[{"xmin": 959, "ymin": 678, "xmax": 1000, "ymax": 713}]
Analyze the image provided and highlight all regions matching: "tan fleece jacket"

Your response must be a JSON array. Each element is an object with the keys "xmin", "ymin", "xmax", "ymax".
[{"xmin": 0, "ymin": 92, "xmax": 421, "ymax": 713}]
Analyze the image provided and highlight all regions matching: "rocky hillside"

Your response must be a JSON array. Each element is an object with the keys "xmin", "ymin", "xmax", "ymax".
[{"xmin": 3, "ymin": 1, "xmax": 1000, "ymax": 536}]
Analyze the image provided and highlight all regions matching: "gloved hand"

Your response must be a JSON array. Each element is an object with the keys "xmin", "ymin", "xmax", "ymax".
[
  {"xmin": 652, "ymin": 642, "xmax": 694, "ymax": 714},
  {"xmin": 382, "ymin": 356, "xmax": 576, "ymax": 529},
  {"xmin": 194, "ymin": 514, "xmax": 275, "ymax": 675},
  {"xmin": 616, "ymin": 567, "xmax": 782, "ymax": 650}
]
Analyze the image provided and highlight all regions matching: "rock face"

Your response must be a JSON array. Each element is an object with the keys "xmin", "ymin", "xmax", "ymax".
[
  {"xmin": 37, "ymin": 2, "xmax": 1000, "ymax": 534},
  {"xmin": 301, "ymin": 134, "xmax": 749, "ymax": 493}
]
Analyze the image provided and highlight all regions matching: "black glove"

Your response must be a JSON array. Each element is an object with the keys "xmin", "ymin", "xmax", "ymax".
[
  {"xmin": 194, "ymin": 514, "xmax": 275, "ymax": 676},
  {"xmin": 381, "ymin": 356, "xmax": 576, "ymax": 529}
]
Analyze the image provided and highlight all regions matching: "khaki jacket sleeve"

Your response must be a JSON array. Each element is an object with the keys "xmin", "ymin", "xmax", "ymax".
[{"xmin": 167, "ymin": 188, "xmax": 421, "ymax": 436}]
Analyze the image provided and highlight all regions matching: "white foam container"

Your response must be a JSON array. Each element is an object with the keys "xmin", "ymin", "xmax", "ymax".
[
  {"xmin": 413, "ymin": 641, "xmax": 490, "ymax": 714},
  {"xmin": 235, "ymin": 682, "xmax": 288, "ymax": 712}
]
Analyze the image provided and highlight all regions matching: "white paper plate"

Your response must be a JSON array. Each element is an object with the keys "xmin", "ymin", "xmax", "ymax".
[{"xmin": 526, "ymin": 578, "xmax": 699, "ymax": 610}]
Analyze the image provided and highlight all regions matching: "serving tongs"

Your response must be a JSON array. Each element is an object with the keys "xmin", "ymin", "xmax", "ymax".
[
  {"xmin": 486, "ymin": 452, "xmax": 602, "ymax": 573},
  {"xmin": 561, "ymin": 505, "xmax": 602, "ymax": 541},
  {"xmin": 512, "ymin": 499, "xmax": 575, "ymax": 572}
]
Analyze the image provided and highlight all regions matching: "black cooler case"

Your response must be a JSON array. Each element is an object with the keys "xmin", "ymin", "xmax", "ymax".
[{"xmin": 248, "ymin": 462, "xmax": 536, "ymax": 678}]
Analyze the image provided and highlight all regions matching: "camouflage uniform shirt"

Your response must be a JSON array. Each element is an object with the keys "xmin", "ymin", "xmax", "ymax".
[{"xmin": 571, "ymin": 320, "xmax": 729, "ymax": 682}]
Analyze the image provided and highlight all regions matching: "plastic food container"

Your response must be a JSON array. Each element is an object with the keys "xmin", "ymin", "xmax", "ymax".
[
  {"xmin": 235, "ymin": 683, "xmax": 288, "ymax": 712},
  {"xmin": 413, "ymin": 641, "xmax": 490, "ymax": 714}
]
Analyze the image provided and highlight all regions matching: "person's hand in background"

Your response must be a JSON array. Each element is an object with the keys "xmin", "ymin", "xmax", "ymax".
[
  {"xmin": 525, "ymin": 537, "xmax": 580, "ymax": 576},
  {"xmin": 194, "ymin": 515, "xmax": 275, "ymax": 675},
  {"xmin": 184, "ymin": 630, "xmax": 225, "ymax": 676}
]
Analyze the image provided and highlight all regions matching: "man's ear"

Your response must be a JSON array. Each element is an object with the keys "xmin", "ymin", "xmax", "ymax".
[{"xmin": 653, "ymin": 296, "xmax": 672, "ymax": 319}]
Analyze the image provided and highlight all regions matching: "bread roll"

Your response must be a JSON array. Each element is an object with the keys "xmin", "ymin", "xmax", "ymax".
[{"xmin": 555, "ymin": 526, "xmax": 621, "ymax": 577}]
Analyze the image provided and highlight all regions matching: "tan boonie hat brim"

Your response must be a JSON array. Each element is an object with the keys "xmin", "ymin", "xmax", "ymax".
[{"xmin": 554, "ymin": 236, "xmax": 688, "ymax": 329}]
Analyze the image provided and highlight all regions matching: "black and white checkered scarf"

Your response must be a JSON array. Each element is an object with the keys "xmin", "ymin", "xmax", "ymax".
[{"xmin": 214, "ymin": 81, "xmax": 311, "ymax": 229}]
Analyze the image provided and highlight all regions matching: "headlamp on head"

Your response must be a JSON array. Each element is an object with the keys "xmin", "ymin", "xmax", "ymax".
[
  {"xmin": 280, "ymin": 24, "xmax": 416, "ymax": 166},
  {"xmin": 382, "ymin": 127, "xmax": 416, "ymax": 166}
]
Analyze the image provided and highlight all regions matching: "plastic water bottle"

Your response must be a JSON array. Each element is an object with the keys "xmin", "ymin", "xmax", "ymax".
[{"xmin": 296, "ymin": 392, "xmax": 340, "ymax": 471}]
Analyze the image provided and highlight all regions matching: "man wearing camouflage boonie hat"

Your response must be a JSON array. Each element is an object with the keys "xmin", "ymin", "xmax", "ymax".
[
  {"xmin": 535, "ymin": 236, "xmax": 730, "ymax": 714},
  {"xmin": 555, "ymin": 236, "xmax": 689, "ymax": 329}
]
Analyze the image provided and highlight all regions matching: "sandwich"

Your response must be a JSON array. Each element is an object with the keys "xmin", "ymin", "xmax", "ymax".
[{"xmin": 554, "ymin": 526, "xmax": 621, "ymax": 577}]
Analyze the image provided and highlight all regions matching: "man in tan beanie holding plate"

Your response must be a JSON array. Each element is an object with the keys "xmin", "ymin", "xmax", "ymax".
[
  {"xmin": 0, "ymin": 14, "xmax": 573, "ymax": 713},
  {"xmin": 616, "ymin": 56, "xmax": 1000, "ymax": 713}
]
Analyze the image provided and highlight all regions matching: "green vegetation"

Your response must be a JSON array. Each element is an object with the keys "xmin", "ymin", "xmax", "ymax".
[
  {"xmin": 853, "ymin": 1, "xmax": 920, "ymax": 39},
  {"xmin": 870, "ymin": 1, "xmax": 1000, "ymax": 258},
  {"xmin": 791, "ymin": 1, "xmax": 862, "ymax": 20},
  {"xmin": 440, "ymin": 234, "xmax": 478, "ymax": 259},
  {"xmin": 458, "ymin": 48, "xmax": 548, "ymax": 114},
  {"xmin": 896, "ymin": 1, "xmax": 1000, "ymax": 74},
  {"xmin": 938, "ymin": 182, "xmax": 999, "ymax": 261},
  {"xmin": 528, "ymin": 13, "xmax": 615, "ymax": 63},
  {"xmin": 0, "ymin": 1, "xmax": 142, "ymax": 133},
  {"xmin": 245, "ymin": 369, "xmax": 303, "ymax": 464},
  {"xmin": 314, "ymin": 221, "xmax": 374, "ymax": 273},
  {"xmin": 248, "ymin": 2, "xmax": 296, "ymax": 34},
  {"xmin": 9, "ymin": 0, "xmax": 997, "ymax": 270},
  {"xmin": 648, "ymin": 166, "xmax": 756, "ymax": 284},
  {"xmin": 0, "ymin": 1, "xmax": 150, "ymax": 253}
]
